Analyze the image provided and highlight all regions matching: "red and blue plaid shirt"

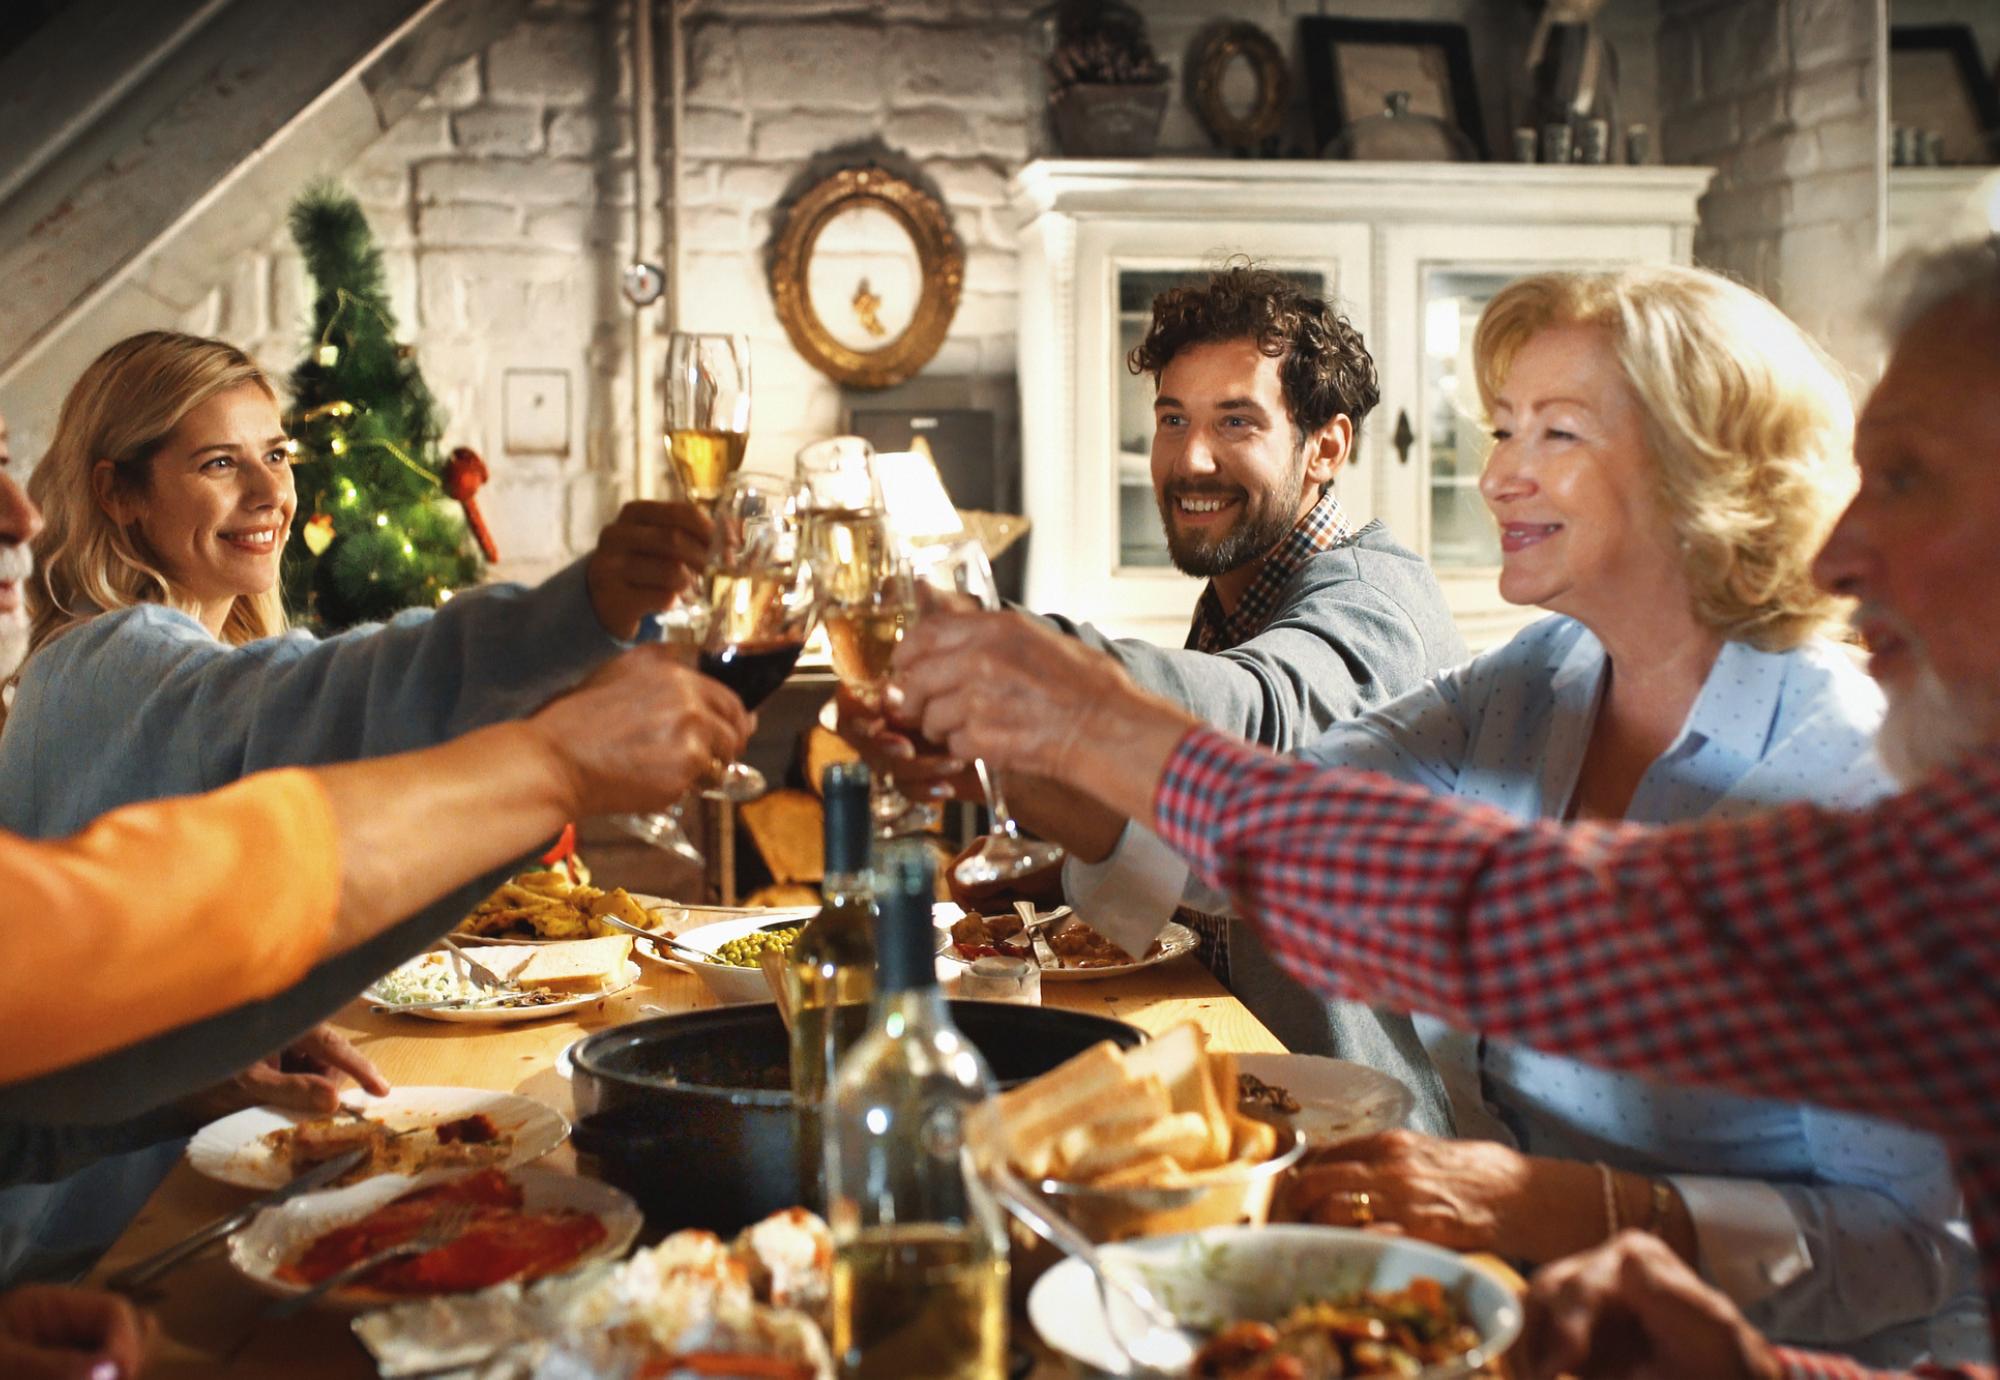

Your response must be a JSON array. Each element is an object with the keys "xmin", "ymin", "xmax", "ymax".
[
  {"xmin": 1153, "ymin": 725, "xmax": 2000, "ymax": 1380},
  {"xmin": 1187, "ymin": 488, "xmax": 1354, "ymax": 654}
]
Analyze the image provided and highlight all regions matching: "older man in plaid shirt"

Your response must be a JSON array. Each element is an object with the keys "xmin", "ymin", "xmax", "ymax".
[{"xmin": 890, "ymin": 238, "xmax": 2000, "ymax": 1380}]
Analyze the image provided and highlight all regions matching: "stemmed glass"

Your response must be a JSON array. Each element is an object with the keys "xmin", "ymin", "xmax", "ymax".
[
  {"xmin": 796, "ymin": 437, "xmax": 938, "ymax": 837},
  {"xmin": 697, "ymin": 471, "xmax": 816, "ymax": 802},
  {"xmin": 614, "ymin": 333, "xmax": 752, "ymax": 862},
  {"xmin": 907, "ymin": 537, "xmax": 1066, "ymax": 887}
]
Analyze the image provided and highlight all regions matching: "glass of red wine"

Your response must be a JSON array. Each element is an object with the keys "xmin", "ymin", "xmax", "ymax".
[{"xmin": 698, "ymin": 471, "xmax": 815, "ymax": 803}]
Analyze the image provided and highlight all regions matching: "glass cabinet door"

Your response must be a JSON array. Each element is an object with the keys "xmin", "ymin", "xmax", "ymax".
[
  {"xmin": 1420, "ymin": 268, "xmax": 1512, "ymax": 571},
  {"xmin": 1114, "ymin": 265, "xmax": 1328, "ymax": 570}
]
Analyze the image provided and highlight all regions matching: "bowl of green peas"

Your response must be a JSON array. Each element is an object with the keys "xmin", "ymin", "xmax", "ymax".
[{"xmin": 660, "ymin": 912, "xmax": 816, "ymax": 1004}]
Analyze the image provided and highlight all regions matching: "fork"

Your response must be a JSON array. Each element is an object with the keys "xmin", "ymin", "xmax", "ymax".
[
  {"xmin": 265, "ymin": 1202, "xmax": 477, "ymax": 1319},
  {"xmin": 437, "ymin": 936, "xmax": 513, "ymax": 991}
]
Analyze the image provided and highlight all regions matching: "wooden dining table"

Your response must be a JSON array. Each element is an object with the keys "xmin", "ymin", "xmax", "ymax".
[{"xmin": 88, "ymin": 949, "xmax": 1284, "ymax": 1378}]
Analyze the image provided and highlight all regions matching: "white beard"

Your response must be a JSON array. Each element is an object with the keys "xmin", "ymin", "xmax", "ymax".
[{"xmin": 1877, "ymin": 663, "xmax": 2000, "ymax": 785}]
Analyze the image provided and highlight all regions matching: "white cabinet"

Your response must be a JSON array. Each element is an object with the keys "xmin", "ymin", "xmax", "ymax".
[{"xmin": 1011, "ymin": 159, "xmax": 1713, "ymax": 649}]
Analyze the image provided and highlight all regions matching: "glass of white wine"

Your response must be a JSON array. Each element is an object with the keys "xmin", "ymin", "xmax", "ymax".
[
  {"xmin": 907, "ymin": 538, "xmax": 1066, "ymax": 887},
  {"xmin": 664, "ymin": 332, "xmax": 751, "ymax": 507},
  {"xmin": 617, "ymin": 333, "xmax": 753, "ymax": 862},
  {"xmin": 797, "ymin": 437, "xmax": 938, "ymax": 838}
]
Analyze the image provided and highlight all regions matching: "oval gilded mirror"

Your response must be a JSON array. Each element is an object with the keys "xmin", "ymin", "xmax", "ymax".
[{"xmin": 769, "ymin": 168, "xmax": 964, "ymax": 389}]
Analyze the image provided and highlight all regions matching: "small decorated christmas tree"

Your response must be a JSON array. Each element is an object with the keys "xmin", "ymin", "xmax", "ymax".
[{"xmin": 282, "ymin": 183, "xmax": 492, "ymax": 630}]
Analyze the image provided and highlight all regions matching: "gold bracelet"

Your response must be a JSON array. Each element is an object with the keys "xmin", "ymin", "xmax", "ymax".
[
  {"xmin": 1644, "ymin": 1177, "xmax": 1675, "ymax": 1234},
  {"xmin": 1595, "ymin": 1162, "xmax": 1621, "ymax": 1241}
]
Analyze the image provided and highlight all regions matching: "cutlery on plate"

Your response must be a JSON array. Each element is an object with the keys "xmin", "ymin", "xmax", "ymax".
[
  {"xmin": 103, "ymin": 1147, "xmax": 371, "ymax": 1294},
  {"xmin": 436, "ymin": 935, "xmax": 513, "ymax": 990},
  {"xmin": 590, "ymin": 910, "xmax": 712, "ymax": 963}
]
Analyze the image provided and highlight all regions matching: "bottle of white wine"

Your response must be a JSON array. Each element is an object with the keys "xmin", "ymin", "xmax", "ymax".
[
  {"xmin": 826, "ymin": 843, "xmax": 1009, "ymax": 1380},
  {"xmin": 790, "ymin": 761, "xmax": 877, "ymax": 1209}
]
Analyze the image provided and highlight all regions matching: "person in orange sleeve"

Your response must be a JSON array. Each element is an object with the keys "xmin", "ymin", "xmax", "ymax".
[{"xmin": 0, "ymin": 408, "xmax": 749, "ymax": 1377}]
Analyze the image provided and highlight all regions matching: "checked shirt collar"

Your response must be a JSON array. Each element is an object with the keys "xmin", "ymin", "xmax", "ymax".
[{"xmin": 1187, "ymin": 488, "xmax": 1354, "ymax": 655}]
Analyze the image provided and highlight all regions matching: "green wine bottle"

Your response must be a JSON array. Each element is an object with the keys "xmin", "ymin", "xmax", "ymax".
[
  {"xmin": 826, "ymin": 843, "xmax": 1008, "ymax": 1379},
  {"xmin": 789, "ymin": 761, "xmax": 877, "ymax": 1210}
]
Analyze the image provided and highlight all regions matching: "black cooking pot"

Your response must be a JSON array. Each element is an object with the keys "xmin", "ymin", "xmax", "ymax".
[{"xmin": 570, "ymin": 1002, "xmax": 1142, "ymax": 1233}]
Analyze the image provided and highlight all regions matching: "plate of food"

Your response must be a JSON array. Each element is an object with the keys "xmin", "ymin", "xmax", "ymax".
[
  {"xmin": 1235, "ymin": 1052, "xmax": 1416, "ymax": 1150},
  {"xmin": 1028, "ymin": 1224, "xmax": 1520, "ymax": 1378},
  {"xmin": 366, "ymin": 937, "xmax": 639, "ymax": 1022},
  {"xmin": 351, "ymin": 1205, "xmax": 833, "ymax": 1377},
  {"xmin": 229, "ymin": 1166, "xmax": 641, "ymax": 1310},
  {"xmin": 945, "ymin": 909, "xmax": 1198, "ymax": 981},
  {"xmin": 188, "ymin": 1088, "xmax": 569, "ymax": 1190},
  {"xmin": 455, "ymin": 860, "xmax": 671, "ymax": 944}
]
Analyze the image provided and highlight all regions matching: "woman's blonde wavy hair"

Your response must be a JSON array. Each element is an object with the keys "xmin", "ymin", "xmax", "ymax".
[
  {"xmin": 25, "ymin": 331, "xmax": 289, "ymax": 662},
  {"xmin": 1472, "ymin": 265, "xmax": 1855, "ymax": 651}
]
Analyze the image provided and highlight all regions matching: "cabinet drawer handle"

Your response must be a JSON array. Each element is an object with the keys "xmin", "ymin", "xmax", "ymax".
[{"xmin": 1393, "ymin": 408, "xmax": 1414, "ymax": 465}]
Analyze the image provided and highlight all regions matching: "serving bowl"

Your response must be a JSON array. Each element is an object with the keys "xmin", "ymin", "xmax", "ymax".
[
  {"xmin": 1028, "ymin": 1224, "xmax": 1522, "ymax": 1379},
  {"xmin": 569, "ymin": 1003, "xmax": 1143, "ymax": 1234},
  {"xmin": 648, "ymin": 911, "xmax": 816, "ymax": 1004}
]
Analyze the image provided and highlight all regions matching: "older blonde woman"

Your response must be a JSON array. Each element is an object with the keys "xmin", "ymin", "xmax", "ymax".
[
  {"xmin": 915, "ymin": 266, "xmax": 1984, "ymax": 1365},
  {"xmin": 0, "ymin": 330, "xmax": 707, "ymax": 1286}
]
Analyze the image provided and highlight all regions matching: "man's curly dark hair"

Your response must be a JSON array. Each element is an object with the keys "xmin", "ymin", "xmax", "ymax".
[{"xmin": 1127, "ymin": 265, "xmax": 1381, "ymax": 444}]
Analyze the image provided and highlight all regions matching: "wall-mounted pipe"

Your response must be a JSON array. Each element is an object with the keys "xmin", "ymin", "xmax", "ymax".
[{"xmin": 630, "ymin": 0, "xmax": 661, "ymax": 499}]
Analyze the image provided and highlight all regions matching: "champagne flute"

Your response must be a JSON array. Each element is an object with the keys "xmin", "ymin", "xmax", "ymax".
[
  {"xmin": 699, "ymin": 472, "xmax": 816, "ymax": 803},
  {"xmin": 796, "ymin": 437, "xmax": 937, "ymax": 837},
  {"xmin": 615, "ymin": 332, "xmax": 750, "ymax": 861},
  {"xmin": 907, "ymin": 537, "xmax": 1066, "ymax": 886},
  {"xmin": 664, "ymin": 332, "xmax": 751, "ymax": 508}
]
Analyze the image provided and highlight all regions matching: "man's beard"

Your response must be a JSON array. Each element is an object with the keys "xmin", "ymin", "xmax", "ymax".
[
  {"xmin": 1157, "ymin": 443, "xmax": 1311, "ymax": 579},
  {"xmin": 1878, "ymin": 661, "xmax": 2000, "ymax": 785},
  {"xmin": 0, "ymin": 543, "xmax": 28, "ymax": 681}
]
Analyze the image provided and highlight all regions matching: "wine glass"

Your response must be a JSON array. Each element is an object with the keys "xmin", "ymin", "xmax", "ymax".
[
  {"xmin": 906, "ymin": 537, "xmax": 1066, "ymax": 886},
  {"xmin": 796, "ymin": 437, "xmax": 938, "ymax": 837},
  {"xmin": 616, "ymin": 332, "xmax": 750, "ymax": 862},
  {"xmin": 699, "ymin": 472, "xmax": 816, "ymax": 803},
  {"xmin": 611, "ymin": 596, "xmax": 709, "ymax": 867},
  {"xmin": 663, "ymin": 333, "xmax": 751, "ymax": 508}
]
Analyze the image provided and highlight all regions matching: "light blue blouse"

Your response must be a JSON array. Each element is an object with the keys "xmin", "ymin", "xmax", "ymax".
[{"xmin": 1071, "ymin": 615, "xmax": 1986, "ymax": 1365}]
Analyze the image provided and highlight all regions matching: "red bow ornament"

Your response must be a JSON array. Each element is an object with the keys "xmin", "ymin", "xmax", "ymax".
[{"xmin": 443, "ymin": 446, "xmax": 499, "ymax": 563}]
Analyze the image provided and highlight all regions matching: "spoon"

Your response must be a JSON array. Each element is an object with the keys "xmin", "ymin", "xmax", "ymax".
[
  {"xmin": 590, "ymin": 911, "xmax": 711, "ymax": 963},
  {"xmin": 983, "ymin": 1158, "xmax": 1198, "ymax": 1376}
]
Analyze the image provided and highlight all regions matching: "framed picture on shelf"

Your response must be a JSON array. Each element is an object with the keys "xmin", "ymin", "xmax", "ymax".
[
  {"xmin": 1299, "ymin": 17, "xmax": 1487, "ymax": 161},
  {"xmin": 1889, "ymin": 25, "xmax": 2000, "ymax": 165}
]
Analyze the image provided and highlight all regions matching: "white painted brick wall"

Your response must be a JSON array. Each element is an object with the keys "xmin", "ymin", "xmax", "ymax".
[{"xmin": 1658, "ymin": 0, "xmax": 1884, "ymax": 372}]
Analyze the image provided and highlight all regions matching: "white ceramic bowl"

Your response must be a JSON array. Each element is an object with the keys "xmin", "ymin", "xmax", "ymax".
[
  {"xmin": 1028, "ymin": 1224, "xmax": 1522, "ymax": 1378},
  {"xmin": 657, "ymin": 912, "xmax": 816, "ymax": 1004}
]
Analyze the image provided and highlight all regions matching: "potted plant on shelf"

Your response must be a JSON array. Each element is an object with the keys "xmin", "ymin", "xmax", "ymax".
[{"xmin": 1046, "ymin": 1, "xmax": 1171, "ymax": 158}]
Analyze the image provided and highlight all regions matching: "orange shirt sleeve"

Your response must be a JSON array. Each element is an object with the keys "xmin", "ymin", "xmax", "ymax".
[{"xmin": 0, "ymin": 769, "xmax": 342, "ymax": 1083}]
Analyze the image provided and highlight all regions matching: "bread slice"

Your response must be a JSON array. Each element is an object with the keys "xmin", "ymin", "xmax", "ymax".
[
  {"xmin": 1124, "ymin": 1023, "xmax": 1230, "ymax": 1167},
  {"xmin": 512, "ymin": 935, "xmax": 634, "ymax": 994}
]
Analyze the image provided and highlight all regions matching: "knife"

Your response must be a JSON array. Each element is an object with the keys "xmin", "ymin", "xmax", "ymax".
[{"xmin": 103, "ymin": 1146, "xmax": 369, "ymax": 1293}]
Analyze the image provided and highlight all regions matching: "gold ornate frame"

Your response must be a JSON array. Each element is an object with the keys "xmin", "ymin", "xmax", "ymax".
[
  {"xmin": 768, "ymin": 167, "xmax": 964, "ymax": 390},
  {"xmin": 1189, "ymin": 22, "xmax": 1291, "ymax": 152}
]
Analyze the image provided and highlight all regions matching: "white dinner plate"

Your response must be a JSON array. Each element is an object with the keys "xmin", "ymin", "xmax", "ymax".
[
  {"xmin": 187, "ymin": 1087, "xmax": 569, "ymax": 1190},
  {"xmin": 365, "ymin": 949, "xmax": 640, "ymax": 1024},
  {"xmin": 1235, "ymin": 1052, "xmax": 1415, "ymax": 1149},
  {"xmin": 228, "ymin": 1166, "xmax": 640, "ymax": 1311}
]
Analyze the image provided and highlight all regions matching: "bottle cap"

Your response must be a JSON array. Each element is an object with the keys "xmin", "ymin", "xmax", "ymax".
[
  {"xmin": 874, "ymin": 840, "xmax": 937, "ymax": 993},
  {"xmin": 821, "ymin": 761, "xmax": 872, "ymax": 876}
]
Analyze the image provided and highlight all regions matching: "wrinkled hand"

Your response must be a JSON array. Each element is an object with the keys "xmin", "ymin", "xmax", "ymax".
[
  {"xmin": 531, "ymin": 646, "xmax": 753, "ymax": 814},
  {"xmin": 888, "ymin": 609, "xmax": 1148, "ymax": 783},
  {"xmin": 1519, "ymin": 1232, "xmax": 1782, "ymax": 1380},
  {"xmin": 190, "ymin": 1025, "xmax": 388, "ymax": 1120},
  {"xmin": 1284, "ymin": 1129, "xmax": 1538, "ymax": 1255},
  {"xmin": 0, "ymin": 1285, "xmax": 156, "ymax": 1380},
  {"xmin": 585, "ymin": 500, "xmax": 713, "ymax": 640},
  {"xmin": 830, "ymin": 685, "xmax": 974, "ymax": 802}
]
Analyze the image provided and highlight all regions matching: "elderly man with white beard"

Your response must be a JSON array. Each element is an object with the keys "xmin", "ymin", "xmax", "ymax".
[{"xmin": 886, "ymin": 241, "xmax": 2000, "ymax": 1380}]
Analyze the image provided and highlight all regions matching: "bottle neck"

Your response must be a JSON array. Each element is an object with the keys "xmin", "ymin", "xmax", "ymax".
[
  {"xmin": 873, "ymin": 984, "xmax": 948, "ymax": 1033},
  {"xmin": 820, "ymin": 870, "xmax": 872, "ymax": 910}
]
